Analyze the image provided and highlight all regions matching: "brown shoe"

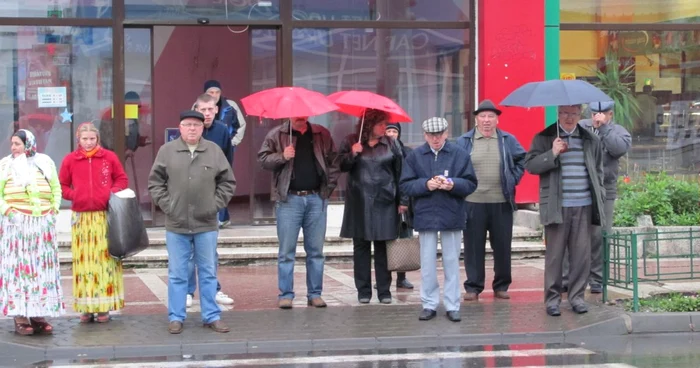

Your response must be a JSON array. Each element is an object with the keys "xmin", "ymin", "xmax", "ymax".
[
  {"xmin": 307, "ymin": 297, "xmax": 327, "ymax": 308},
  {"xmin": 463, "ymin": 292, "xmax": 479, "ymax": 301},
  {"xmin": 203, "ymin": 320, "xmax": 230, "ymax": 333},
  {"xmin": 278, "ymin": 298, "xmax": 293, "ymax": 309},
  {"xmin": 168, "ymin": 321, "xmax": 183, "ymax": 334},
  {"xmin": 494, "ymin": 291, "xmax": 511, "ymax": 299}
]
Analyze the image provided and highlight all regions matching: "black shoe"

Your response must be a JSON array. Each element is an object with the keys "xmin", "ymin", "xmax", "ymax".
[
  {"xmin": 446, "ymin": 311, "xmax": 461, "ymax": 322},
  {"xmin": 562, "ymin": 285, "xmax": 568, "ymax": 293},
  {"xmin": 418, "ymin": 309, "xmax": 437, "ymax": 321},
  {"xmin": 358, "ymin": 297, "xmax": 371, "ymax": 304},
  {"xmin": 396, "ymin": 279, "xmax": 414, "ymax": 289},
  {"xmin": 590, "ymin": 284, "xmax": 602, "ymax": 294},
  {"xmin": 546, "ymin": 306, "xmax": 561, "ymax": 317},
  {"xmin": 572, "ymin": 304, "xmax": 588, "ymax": 314}
]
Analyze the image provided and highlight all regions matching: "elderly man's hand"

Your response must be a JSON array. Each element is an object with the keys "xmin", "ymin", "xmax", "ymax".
[
  {"xmin": 439, "ymin": 180, "xmax": 454, "ymax": 191},
  {"xmin": 552, "ymin": 137, "xmax": 568, "ymax": 157},
  {"xmin": 283, "ymin": 145, "xmax": 296, "ymax": 160},
  {"xmin": 426, "ymin": 179, "xmax": 440, "ymax": 191},
  {"xmin": 592, "ymin": 113, "xmax": 607, "ymax": 128}
]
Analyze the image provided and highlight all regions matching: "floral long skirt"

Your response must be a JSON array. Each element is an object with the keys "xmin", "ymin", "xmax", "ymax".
[
  {"xmin": 72, "ymin": 211, "xmax": 124, "ymax": 313},
  {"xmin": 0, "ymin": 212, "xmax": 65, "ymax": 317}
]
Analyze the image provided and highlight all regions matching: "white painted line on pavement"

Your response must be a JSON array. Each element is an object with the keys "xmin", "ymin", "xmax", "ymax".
[
  {"xmin": 138, "ymin": 273, "xmax": 169, "ymax": 305},
  {"xmin": 48, "ymin": 348, "xmax": 600, "ymax": 367}
]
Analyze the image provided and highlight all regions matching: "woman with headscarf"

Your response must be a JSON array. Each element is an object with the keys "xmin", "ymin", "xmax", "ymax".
[
  {"xmin": 337, "ymin": 109, "xmax": 405, "ymax": 304},
  {"xmin": 59, "ymin": 122, "xmax": 128, "ymax": 323},
  {"xmin": 0, "ymin": 129, "xmax": 64, "ymax": 335}
]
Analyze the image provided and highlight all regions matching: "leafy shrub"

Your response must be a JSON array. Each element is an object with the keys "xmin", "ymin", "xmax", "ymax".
[
  {"xmin": 625, "ymin": 292, "xmax": 700, "ymax": 312},
  {"xmin": 614, "ymin": 172, "xmax": 700, "ymax": 227}
]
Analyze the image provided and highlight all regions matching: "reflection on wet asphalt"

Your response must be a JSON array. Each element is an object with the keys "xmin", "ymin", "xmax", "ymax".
[{"xmin": 33, "ymin": 335, "xmax": 700, "ymax": 368}]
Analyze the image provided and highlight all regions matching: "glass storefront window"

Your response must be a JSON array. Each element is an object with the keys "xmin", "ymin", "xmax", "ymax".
[
  {"xmin": 125, "ymin": 0, "xmax": 280, "ymax": 20},
  {"xmin": 0, "ymin": 26, "xmax": 113, "ymax": 191},
  {"xmin": 291, "ymin": 27, "xmax": 471, "ymax": 199},
  {"xmin": 292, "ymin": 0, "xmax": 470, "ymax": 22},
  {"xmin": 0, "ymin": 1, "xmax": 112, "ymax": 18},
  {"xmin": 561, "ymin": 30, "xmax": 700, "ymax": 174},
  {"xmin": 562, "ymin": 0, "xmax": 700, "ymax": 23}
]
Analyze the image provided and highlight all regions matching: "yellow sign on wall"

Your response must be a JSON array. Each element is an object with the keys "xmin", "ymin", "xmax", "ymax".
[
  {"xmin": 110, "ymin": 104, "xmax": 140, "ymax": 119},
  {"xmin": 560, "ymin": 73, "xmax": 576, "ymax": 80}
]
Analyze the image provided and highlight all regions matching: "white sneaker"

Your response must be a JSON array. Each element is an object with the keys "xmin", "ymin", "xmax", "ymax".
[
  {"xmin": 216, "ymin": 291, "xmax": 234, "ymax": 305},
  {"xmin": 186, "ymin": 294, "xmax": 193, "ymax": 308}
]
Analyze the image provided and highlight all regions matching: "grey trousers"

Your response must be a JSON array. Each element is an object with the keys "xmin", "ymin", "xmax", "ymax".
[
  {"xmin": 545, "ymin": 206, "xmax": 592, "ymax": 308},
  {"xmin": 589, "ymin": 199, "xmax": 615, "ymax": 286},
  {"xmin": 419, "ymin": 230, "xmax": 462, "ymax": 312},
  {"xmin": 563, "ymin": 199, "xmax": 615, "ymax": 288}
]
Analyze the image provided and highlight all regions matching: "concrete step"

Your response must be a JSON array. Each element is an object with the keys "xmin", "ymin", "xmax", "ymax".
[
  {"xmin": 58, "ymin": 241, "xmax": 545, "ymax": 268},
  {"xmin": 56, "ymin": 226, "xmax": 543, "ymax": 249}
]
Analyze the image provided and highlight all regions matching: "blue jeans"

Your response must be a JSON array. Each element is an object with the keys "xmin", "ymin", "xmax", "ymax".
[
  {"xmin": 188, "ymin": 251, "xmax": 222, "ymax": 296},
  {"xmin": 276, "ymin": 193, "xmax": 327, "ymax": 300},
  {"xmin": 166, "ymin": 230, "xmax": 220, "ymax": 324},
  {"xmin": 218, "ymin": 208, "xmax": 230, "ymax": 223}
]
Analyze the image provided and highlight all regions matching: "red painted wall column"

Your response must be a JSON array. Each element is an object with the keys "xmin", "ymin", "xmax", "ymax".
[{"xmin": 478, "ymin": 0, "xmax": 545, "ymax": 204}]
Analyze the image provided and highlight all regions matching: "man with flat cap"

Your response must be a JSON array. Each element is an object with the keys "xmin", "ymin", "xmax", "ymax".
[
  {"xmin": 148, "ymin": 110, "xmax": 236, "ymax": 334},
  {"xmin": 400, "ymin": 117, "xmax": 477, "ymax": 322},
  {"xmin": 566, "ymin": 101, "xmax": 631, "ymax": 294},
  {"xmin": 456, "ymin": 100, "xmax": 526, "ymax": 302}
]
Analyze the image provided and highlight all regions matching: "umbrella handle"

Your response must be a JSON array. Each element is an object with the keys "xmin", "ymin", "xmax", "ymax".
[{"xmin": 357, "ymin": 110, "xmax": 366, "ymax": 144}]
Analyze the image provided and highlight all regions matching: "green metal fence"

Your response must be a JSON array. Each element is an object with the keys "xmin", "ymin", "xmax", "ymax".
[{"xmin": 603, "ymin": 228, "xmax": 700, "ymax": 312}]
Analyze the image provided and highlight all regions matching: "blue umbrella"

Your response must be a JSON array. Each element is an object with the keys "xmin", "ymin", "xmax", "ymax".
[{"xmin": 500, "ymin": 79, "xmax": 613, "ymax": 107}]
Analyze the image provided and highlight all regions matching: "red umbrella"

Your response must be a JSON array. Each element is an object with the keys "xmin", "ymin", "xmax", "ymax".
[
  {"xmin": 328, "ymin": 90, "xmax": 411, "ymax": 142},
  {"xmin": 328, "ymin": 90, "xmax": 412, "ymax": 123},
  {"xmin": 241, "ymin": 87, "xmax": 338, "ymax": 119}
]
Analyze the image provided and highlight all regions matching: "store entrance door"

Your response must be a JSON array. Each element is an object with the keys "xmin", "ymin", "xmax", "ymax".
[{"xmin": 123, "ymin": 25, "xmax": 279, "ymax": 226}]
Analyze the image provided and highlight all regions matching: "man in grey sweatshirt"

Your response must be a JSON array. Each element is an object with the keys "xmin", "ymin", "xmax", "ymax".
[{"xmin": 576, "ymin": 101, "xmax": 631, "ymax": 293}]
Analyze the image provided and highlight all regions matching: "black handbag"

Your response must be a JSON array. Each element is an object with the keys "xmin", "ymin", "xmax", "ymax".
[{"xmin": 107, "ymin": 191, "xmax": 149, "ymax": 260}]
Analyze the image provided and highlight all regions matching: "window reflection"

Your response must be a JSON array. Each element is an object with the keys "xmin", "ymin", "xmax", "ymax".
[
  {"xmin": 561, "ymin": 30, "xmax": 700, "ymax": 174},
  {"xmin": 0, "ymin": 26, "xmax": 112, "ymax": 173},
  {"xmin": 125, "ymin": 0, "xmax": 280, "ymax": 20},
  {"xmin": 291, "ymin": 27, "xmax": 471, "ymax": 199},
  {"xmin": 0, "ymin": 1, "xmax": 112, "ymax": 18},
  {"xmin": 291, "ymin": 0, "xmax": 470, "ymax": 22},
  {"xmin": 561, "ymin": 0, "xmax": 700, "ymax": 24}
]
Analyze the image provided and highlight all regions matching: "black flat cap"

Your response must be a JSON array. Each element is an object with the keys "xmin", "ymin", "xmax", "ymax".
[
  {"xmin": 180, "ymin": 110, "xmax": 205, "ymax": 122},
  {"xmin": 473, "ymin": 99, "xmax": 502, "ymax": 116}
]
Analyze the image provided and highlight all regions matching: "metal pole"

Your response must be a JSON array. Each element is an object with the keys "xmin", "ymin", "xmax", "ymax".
[{"xmin": 632, "ymin": 233, "xmax": 639, "ymax": 312}]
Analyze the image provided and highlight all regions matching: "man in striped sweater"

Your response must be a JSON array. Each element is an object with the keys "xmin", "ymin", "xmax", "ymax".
[{"xmin": 524, "ymin": 104, "xmax": 605, "ymax": 317}]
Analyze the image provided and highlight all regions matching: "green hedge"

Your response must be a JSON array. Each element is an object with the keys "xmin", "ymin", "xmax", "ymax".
[{"xmin": 614, "ymin": 172, "xmax": 700, "ymax": 227}]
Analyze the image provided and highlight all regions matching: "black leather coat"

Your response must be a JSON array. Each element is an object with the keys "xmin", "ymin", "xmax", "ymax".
[{"xmin": 338, "ymin": 134, "xmax": 402, "ymax": 241}]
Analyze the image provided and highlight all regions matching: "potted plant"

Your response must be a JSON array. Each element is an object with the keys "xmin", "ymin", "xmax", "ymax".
[{"xmin": 587, "ymin": 51, "xmax": 641, "ymax": 131}]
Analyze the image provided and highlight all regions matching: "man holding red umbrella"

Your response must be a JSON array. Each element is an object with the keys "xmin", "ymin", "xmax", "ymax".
[{"xmin": 258, "ymin": 115, "xmax": 340, "ymax": 310}]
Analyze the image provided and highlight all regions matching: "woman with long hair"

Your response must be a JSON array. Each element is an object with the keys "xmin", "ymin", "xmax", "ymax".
[
  {"xmin": 337, "ymin": 109, "xmax": 404, "ymax": 304},
  {"xmin": 59, "ymin": 122, "xmax": 128, "ymax": 323},
  {"xmin": 0, "ymin": 129, "xmax": 64, "ymax": 335}
]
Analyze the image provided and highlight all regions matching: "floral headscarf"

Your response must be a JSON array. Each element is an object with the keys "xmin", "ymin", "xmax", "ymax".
[
  {"xmin": 7, "ymin": 129, "xmax": 53, "ymax": 188},
  {"xmin": 16, "ymin": 129, "xmax": 37, "ymax": 157}
]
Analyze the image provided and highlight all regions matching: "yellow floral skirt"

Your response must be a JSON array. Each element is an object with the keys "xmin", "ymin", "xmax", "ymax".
[{"xmin": 72, "ymin": 211, "xmax": 124, "ymax": 313}]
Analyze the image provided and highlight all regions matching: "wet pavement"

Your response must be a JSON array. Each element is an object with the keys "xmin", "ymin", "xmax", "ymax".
[
  {"xmin": 0, "ymin": 260, "xmax": 632, "ymax": 367},
  {"xmin": 19, "ymin": 335, "xmax": 700, "ymax": 367}
]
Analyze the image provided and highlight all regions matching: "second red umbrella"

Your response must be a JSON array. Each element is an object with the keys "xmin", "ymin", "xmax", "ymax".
[{"xmin": 328, "ymin": 90, "xmax": 411, "ymax": 143}]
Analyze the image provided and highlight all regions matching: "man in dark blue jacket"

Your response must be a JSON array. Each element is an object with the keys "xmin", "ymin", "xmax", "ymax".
[
  {"xmin": 400, "ymin": 117, "xmax": 477, "ymax": 322},
  {"xmin": 184, "ymin": 93, "xmax": 234, "ymax": 307},
  {"xmin": 456, "ymin": 100, "xmax": 526, "ymax": 302}
]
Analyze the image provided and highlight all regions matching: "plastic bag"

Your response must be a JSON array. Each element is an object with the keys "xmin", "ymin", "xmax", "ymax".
[{"xmin": 107, "ymin": 189, "xmax": 149, "ymax": 259}]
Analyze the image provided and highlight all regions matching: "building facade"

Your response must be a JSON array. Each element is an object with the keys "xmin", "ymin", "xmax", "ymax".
[{"xmin": 0, "ymin": 1, "xmax": 697, "ymax": 226}]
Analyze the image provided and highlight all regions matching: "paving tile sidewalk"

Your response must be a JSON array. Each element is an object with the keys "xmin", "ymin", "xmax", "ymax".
[{"xmin": 0, "ymin": 259, "xmax": 630, "ymax": 364}]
